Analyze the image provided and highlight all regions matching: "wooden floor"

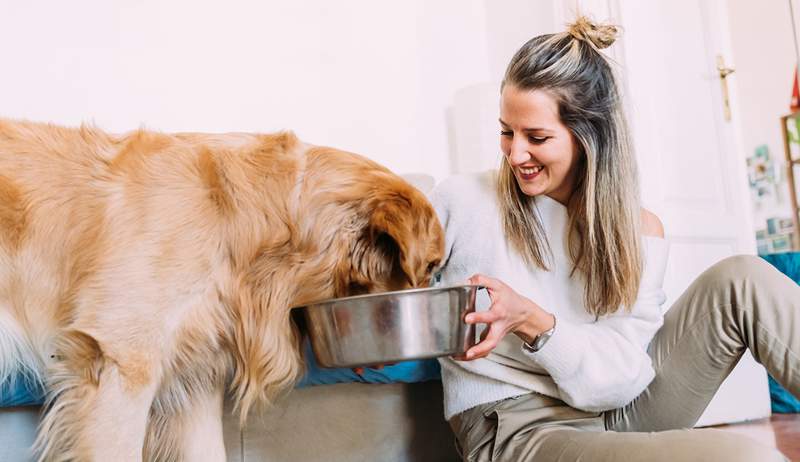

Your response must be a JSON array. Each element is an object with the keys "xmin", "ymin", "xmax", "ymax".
[{"xmin": 715, "ymin": 414, "xmax": 800, "ymax": 460}]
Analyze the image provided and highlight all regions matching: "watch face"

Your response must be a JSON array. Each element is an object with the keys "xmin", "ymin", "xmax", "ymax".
[
  {"xmin": 532, "ymin": 330, "xmax": 553, "ymax": 351},
  {"xmin": 523, "ymin": 323, "xmax": 555, "ymax": 353}
]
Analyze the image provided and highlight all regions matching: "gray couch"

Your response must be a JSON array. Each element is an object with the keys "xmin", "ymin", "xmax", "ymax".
[{"xmin": 0, "ymin": 381, "xmax": 459, "ymax": 462}]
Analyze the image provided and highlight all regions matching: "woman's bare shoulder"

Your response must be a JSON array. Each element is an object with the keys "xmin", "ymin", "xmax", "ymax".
[{"xmin": 640, "ymin": 208, "xmax": 665, "ymax": 238}]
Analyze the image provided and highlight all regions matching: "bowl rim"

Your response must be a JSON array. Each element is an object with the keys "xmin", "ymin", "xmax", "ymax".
[{"xmin": 292, "ymin": 284, "xmax": 482, "ymax": 309}]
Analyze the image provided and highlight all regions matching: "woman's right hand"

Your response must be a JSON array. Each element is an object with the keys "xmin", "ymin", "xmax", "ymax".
[{"xmin": 458, "ymin": 274, "xmax": 555, "ymax": 360}]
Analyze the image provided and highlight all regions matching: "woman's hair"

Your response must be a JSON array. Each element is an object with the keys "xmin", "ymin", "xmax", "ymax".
[{"xmin": 497, "ymin": 16, "xmax": 642, "ymax": 317}]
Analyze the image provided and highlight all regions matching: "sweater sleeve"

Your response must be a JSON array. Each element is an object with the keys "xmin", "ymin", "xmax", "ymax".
[{"xmin": 521, "ymin": 237, "xmax": 670, "ymax": 412}]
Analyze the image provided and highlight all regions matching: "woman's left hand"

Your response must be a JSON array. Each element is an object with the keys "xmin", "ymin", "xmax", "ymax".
[{"xmin": 462, "ymin": 274, "xmax": 555, "ymax": 360}]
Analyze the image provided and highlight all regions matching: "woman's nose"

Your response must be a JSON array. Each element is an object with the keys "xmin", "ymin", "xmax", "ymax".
[{"xmin": 507, "ymin": 139, "xmax": 531, "ymax": 165}]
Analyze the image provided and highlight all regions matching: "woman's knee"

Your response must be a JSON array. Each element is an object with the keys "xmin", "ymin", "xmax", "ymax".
[{"xmin": 696, "ymin": 254, "xmax": 777, "ymax": 291}]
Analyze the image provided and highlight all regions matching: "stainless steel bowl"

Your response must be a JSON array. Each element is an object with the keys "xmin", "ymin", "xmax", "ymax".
[{"xmin": 294, "ymin": 285, "xmax": 480, "ymax": 368}]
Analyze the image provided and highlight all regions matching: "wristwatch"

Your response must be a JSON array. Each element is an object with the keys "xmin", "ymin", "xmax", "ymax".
[{"xmin": 522, "ymin": 316, "xmax": 556, "ymax": 353}]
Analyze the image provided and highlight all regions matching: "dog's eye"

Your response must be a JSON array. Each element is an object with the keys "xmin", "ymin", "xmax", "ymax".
[{"xmin": 348, "ymin": 281, "xmax": 369, "ymax": 296}]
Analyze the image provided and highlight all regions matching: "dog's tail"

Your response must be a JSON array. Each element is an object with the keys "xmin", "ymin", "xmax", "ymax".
[{"xmin": 0, "ymin": 310, "xmax": 45, "ymax": 405}]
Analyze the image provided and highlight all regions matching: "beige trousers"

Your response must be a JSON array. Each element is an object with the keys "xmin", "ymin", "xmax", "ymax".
[{"xmin": 450, "ymin": 255, "xmax": 799, "ymax": 462}]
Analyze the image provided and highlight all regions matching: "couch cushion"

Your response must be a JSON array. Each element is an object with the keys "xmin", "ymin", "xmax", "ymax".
[
  {"xmin": 241, "ymin": 381, "xmax": 459, "ymax": 462},
  {"xmin": 762, "ymin": 252, "xmax": 800, "ymax": 413},
  {"xmin": 297, "ymin": 338, "xmax": 442, "ymax": 387},
  {"xmin": 1, "ymin": 383, "xmax": 456, "ymax": 462}
]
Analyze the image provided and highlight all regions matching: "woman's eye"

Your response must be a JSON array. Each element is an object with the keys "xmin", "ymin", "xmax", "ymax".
[
  {"xmin": 500, "ymin": 130, "xmax": 513, "ymax": 137},
  {"xmin": 529, "ymin": 136, "xmax": 550, "ymax": 144}
]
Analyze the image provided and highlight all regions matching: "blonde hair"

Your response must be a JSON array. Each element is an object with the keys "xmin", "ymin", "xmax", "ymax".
[{"xmin": 498, "ymin": 17, "xmax": 642, "ymax": 316}]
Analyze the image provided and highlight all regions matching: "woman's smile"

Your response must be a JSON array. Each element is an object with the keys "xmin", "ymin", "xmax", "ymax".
[{"xmin": 517, "ymin": 165, "xmax": 544, "ymax": 181}]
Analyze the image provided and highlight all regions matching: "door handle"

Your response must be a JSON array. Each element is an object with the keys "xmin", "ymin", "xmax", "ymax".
[{"xmin": 717, "ymin": 55, "xmax": 735, "ymax": 121}]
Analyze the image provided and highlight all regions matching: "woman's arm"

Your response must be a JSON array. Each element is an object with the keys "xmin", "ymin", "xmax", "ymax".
[
  {"xmin": 465, "ymin": 209, "xmax": 669, "ymax": 412},
  {"xmin": 523, "ymin": 248, "xmax": 667, "ymax": 412}
]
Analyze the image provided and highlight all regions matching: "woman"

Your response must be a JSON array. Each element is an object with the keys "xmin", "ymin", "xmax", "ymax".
[{"xmin": 432, "ymin": 17, "xmax": 799, "ymax": 462}]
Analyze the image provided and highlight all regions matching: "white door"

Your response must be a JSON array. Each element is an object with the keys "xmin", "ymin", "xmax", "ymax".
[{"xmin": 556, "ymin": 0, "xmax": 769, "ymax": 426}]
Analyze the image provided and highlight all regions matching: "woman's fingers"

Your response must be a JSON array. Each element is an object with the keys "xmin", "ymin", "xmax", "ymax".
[
  {"xmin": 457, "ymin": 276, "xmax": 516, "ymax": 361},
  {"xmin": 465, "ymin": 324, "xmax": 504, "ymax": 359},
  {"xmin": 465, "ymin": 310, "xmax": 501, "ymax": 324},
  {"xmin": 468, "ymin": 273, "xmax": 503, "ymax": 291},
  {"xmin": 465, "ymin": 339, "xmax": 495, "ymax": 359}
]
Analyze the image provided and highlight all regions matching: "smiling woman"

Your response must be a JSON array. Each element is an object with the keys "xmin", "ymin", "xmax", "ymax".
[
  {"xmin": 430, "ymin": 15, "xmax": 798, "ymax": 462},
  {"xmin": 496, "ymin": 24, "xmax": 643, "ymax": 318}
]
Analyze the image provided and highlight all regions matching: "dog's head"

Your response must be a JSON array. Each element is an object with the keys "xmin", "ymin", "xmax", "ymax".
[
  {"xmin": 298, "ymin": 147, "xmax": 445, "ymax": 300},
  {"xmin": 345, "ymin": 178, "xmax": 444, "ymax": 296},
  {"xmin": 227, "ymin": 139, "xmax": 445, "ymax": 420}
]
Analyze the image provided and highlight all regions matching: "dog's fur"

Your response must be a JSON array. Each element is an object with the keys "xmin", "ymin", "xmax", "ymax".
[{"xmin": 0, "ymin": 119, "xmax": 444, "ymax": 461}]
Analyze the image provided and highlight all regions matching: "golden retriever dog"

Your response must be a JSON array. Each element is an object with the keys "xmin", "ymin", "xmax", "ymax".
[{"xmin": 0, "ymin": 118, "xmax": 444, "ymax": 461}]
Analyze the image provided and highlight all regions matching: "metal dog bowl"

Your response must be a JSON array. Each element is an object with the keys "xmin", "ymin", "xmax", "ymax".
[{"xmin": 294, "ymin": 285, "xmax": 480, "ymax": 368}]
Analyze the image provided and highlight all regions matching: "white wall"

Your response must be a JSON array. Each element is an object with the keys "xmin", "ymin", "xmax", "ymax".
[
  {"xmin": 728, "ymin": 0, "xmax": 797, "ymax": 229},
  {"xmin": 11, "ymin": 0, "xmax": 784, "ymax": 198},
  {"xmin": 448, "ymin": 2, "xmax": 560, "ymax": 175},
  {"xmin": 0, "ymin": 0, "xmax": 515, "ymax": 181}
]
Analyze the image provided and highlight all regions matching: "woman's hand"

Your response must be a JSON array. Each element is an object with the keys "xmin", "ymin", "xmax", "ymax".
[{"xmin": 462, "ymin": 274, "xmax": 555, "ymax": 360}]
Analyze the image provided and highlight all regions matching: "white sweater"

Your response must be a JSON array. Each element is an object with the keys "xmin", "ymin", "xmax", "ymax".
[{"xmin": 430, "ymin": 172, "xmax": 670, "ymax": 420}]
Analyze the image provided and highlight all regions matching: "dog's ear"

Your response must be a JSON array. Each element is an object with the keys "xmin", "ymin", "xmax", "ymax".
[{"xmin": 366, "ymin": 190, "xmax": 424, "ymax": 288}]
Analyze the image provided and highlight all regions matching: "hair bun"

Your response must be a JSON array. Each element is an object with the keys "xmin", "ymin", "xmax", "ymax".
[{"xmin": 568, "ymin": 16, "xmax": 619, "ymax": 49}]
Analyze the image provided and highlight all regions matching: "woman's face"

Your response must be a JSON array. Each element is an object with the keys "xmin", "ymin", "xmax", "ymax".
[{"xmin": 499, "ymin": 84, "xmax": 580, "ymax": 204}]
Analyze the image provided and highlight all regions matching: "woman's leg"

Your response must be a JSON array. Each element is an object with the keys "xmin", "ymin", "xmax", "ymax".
[
  {"xmin": 451, "ymin": 392, "xmax": 786, "ymax": 462},
  {"xmin": 499, "ymin": 425, "xmax": 785, "ymax": 462},
  {"xmin": 605, "ymin": 255, "xmax": 800, "ymax": 432},
  {"xmin": 450, "ymin": 255, "xmax": 797, "ymax": 461}
]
